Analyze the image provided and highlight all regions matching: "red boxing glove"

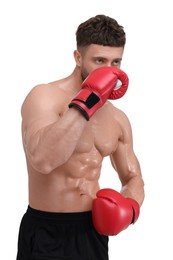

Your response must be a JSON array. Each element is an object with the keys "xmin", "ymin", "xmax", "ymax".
[
  {"xmin": 92, "ymin": 188, "xmax": 140, "ymax": 236},
  {"xmin": 69, "ymin": 66, "xmax": 129, "ymax": 120}
]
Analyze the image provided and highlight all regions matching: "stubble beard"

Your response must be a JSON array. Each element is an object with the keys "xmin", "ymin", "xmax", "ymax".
[{"xmin": 81, "ymin": 67, "xmax": 89, "ymax": 81}]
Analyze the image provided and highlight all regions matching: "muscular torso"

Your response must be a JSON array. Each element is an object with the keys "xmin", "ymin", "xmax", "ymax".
[{"xmin": 24, "ymin": 78, "xmax": 123, "ymax": 212}]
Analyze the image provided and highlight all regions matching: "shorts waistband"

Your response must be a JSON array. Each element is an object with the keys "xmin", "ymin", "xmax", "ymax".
[{"xmin": 26, "ymin": 206, "xmax": 92, "ymax": 223}]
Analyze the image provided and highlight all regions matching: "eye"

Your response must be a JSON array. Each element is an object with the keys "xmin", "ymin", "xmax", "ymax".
[
  {"xmin": 95, "ymin": 58, "xmax": 104, "ymax": 64},
  {"xmin": 112, "ymin": 60, "xmax": 121, "ymax": 66}
]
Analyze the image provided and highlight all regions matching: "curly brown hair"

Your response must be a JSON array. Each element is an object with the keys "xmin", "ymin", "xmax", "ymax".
[{"xmin": 76, "ymin": 14, "xmax": 126, "ymax": 49}]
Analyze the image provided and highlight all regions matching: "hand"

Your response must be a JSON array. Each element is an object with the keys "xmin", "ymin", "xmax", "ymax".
[
  {"xmin": 92, "ymin": 188, "xmax": 140, "ymax": 236},
  {"xmin": 69, "ymin": 66, "xmax": 129, "ymax": 120}
]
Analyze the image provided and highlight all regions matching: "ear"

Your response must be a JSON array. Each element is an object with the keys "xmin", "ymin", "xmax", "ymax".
[{"xmin": 73, "ymin": 50, "xmax": 82, "ymax": 67}]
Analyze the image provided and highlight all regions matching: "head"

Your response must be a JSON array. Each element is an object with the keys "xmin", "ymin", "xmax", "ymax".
[{"xmin": 74, "ymin": 15, "xmax": 126, "ymax": 80}]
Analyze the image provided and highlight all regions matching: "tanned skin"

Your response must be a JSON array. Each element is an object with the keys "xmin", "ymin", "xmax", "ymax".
[{"xmin": 21, "ymin": 44, "xmax": 145, "ymax": 212}]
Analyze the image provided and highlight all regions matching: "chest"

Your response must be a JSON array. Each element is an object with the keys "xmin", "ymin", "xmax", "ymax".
[{"xmin": 75, "ymin": 109, "xmax": 122, "ymax": 157}]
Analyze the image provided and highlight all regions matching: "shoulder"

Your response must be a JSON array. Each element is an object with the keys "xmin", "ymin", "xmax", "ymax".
[
  {"xmin": 21, "ymin": 80, "xmax": 68, "ymax": 116},
  {"xmin": 22, "ymin": 80, "xmax": 64, "ymax": 105},
  {"xmin": 107, "ymin": 102, "xmax": 133, "ymax": 140},
  {"xmin": 107, "ymin": 102, "xmax": 131, "ymax": 125}
]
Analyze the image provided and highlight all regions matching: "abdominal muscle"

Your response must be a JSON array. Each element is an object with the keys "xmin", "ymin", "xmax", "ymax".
[{"xmin": 28, "ymin": 145, "xmax": 103, "ymax": 213}]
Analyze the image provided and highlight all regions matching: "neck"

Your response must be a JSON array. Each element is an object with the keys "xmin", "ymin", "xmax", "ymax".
[{"xmin": 70, "ymin": 66, "xmax": 83, "ymax": 92}]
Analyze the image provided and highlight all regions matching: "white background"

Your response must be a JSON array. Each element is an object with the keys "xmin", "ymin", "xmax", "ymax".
[{"xmin": 0, "ymin": 0, "xmax": 173, "ymax": 259}]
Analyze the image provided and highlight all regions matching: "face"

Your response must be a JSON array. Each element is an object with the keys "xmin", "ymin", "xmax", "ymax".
[{"xmin": 74, "ymin": 44, "xmax": 124, "ymax": 80}]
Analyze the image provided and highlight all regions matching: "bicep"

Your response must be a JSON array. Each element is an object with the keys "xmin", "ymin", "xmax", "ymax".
[
  {"xmin": 111, "ymin": 142, "xmax": 141, "ymax": 182},
  {"xmin": 110, "ymin": 116, "xmax": 141, "ymax": 185}
]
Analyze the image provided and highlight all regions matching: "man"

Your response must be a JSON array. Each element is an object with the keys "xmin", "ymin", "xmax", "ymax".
[{"xmin": 16, "ymin": 14, "xmax": 145, "ymax": 260}]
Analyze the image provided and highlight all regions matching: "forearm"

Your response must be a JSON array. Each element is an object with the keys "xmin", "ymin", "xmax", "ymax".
[
  {"xmin": 120, "ymin": 175, "xmax": 145, "ymax": 206},
  {"xmin": 24, "ymin": 108, "xmax": 87, "ymax": 174},
  {"xmin": 111, "ymin": 146, "xmax": 145, "ymax": 206}
]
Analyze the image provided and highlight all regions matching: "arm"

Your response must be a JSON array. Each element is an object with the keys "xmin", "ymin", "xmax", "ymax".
[
  {"xmin": 22, "ymin": 84, "xmax": 87, "ymax": 174},
  {"xmin": 92, "ymin": 112, "xmax": 144, "ymax": 235},
  {"xmin": 110, "ymin": 112, "xmax": 145, "ymax": 206}
]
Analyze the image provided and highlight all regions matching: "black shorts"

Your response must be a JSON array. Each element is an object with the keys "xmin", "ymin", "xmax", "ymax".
[{"xmin": 16, "ymin": 206, "xmax": 109, "ymax": 260}]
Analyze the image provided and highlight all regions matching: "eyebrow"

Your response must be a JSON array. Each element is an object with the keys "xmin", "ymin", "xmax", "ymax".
[{"xmin": 93, "ymin": 56, "xmax": 122, "ymax": 62}]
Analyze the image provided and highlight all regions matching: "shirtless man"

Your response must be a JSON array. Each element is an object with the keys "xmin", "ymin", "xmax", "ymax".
[{"xmin": 16, "ymin": 15, "xmax": 145, "ymax": 260}]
